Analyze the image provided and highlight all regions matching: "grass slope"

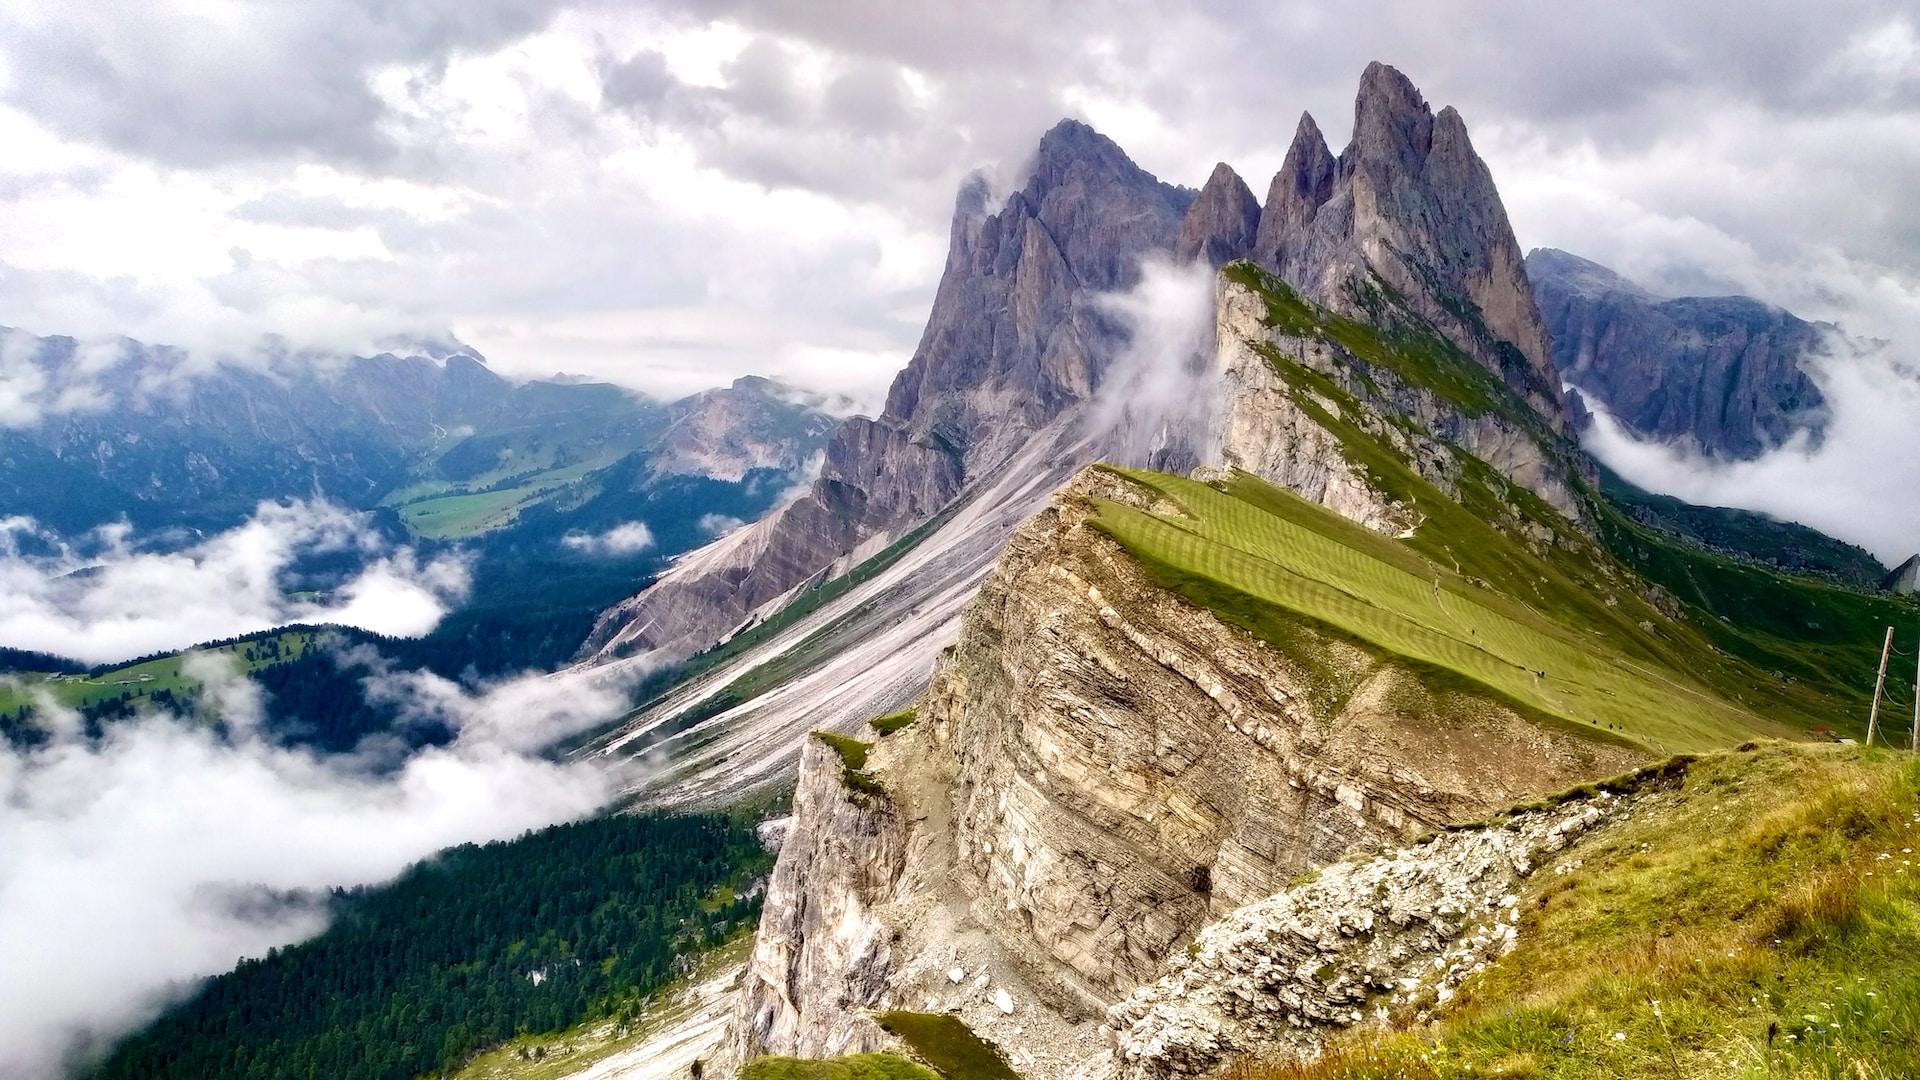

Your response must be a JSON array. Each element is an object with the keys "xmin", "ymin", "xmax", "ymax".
[
  {"xmin": 1237, "ymin": 742, "xmax": 1920, "ymax": 1080},
  {"xmin": 1216, "ymin": 260, "xmax": 1919, "ymax": 740},
  {"xmin": 741, "ymin": 1056, "xmax": 940, "ymax": 1080},
  {"xmin": 1089, "ymin": 467, "xmax": 1767, "ymax": 754},
  {"xmin": 0, "ymin": 628, "xmax": 320, "ymax": 717}
]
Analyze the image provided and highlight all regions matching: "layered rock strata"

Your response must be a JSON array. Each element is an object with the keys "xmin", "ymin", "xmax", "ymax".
[
  {"xmin": 1109, "ymin": 794, "xmax": 1628, "ymax": 1077},
  {"xmin": 723, "ymin": 468, "xmax": 1639, "ymax": 1078}
]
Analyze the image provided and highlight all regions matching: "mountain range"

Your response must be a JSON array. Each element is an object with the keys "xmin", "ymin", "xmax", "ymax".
[
  {"xmin": 0, "ymin": 332, "xmax": 838, "ymax": 541},
  {"xmin": 1527, "ymin": 247, "xmax": 1831, "ymax": 459},
  {"xmin": 11, "ymin": 58, "xmax": 1918, "ymax": 1080}
]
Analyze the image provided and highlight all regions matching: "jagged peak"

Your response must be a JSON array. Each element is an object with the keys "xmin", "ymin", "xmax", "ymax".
[
  {"xmin": 1175, "ymin": 162, "xmax": 1262, "ymax": 267},
  {"xmin": 1275, "ymin": 112, "xmax": 1337, "ymax": 202},
  {"xmin": 1350, "ymin": 60, "xmax": 1436, "ymax": 175},
  {"xmin": 1018, "ymin": 117, "xmax": 1192, "ymax": 211},
  {"xmin": 1253, "ymin": 112, "xmax": 1337, "ymax": 269}
]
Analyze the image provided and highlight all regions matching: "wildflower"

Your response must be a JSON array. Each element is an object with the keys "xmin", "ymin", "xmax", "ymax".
[{"xmin": 1612, "ymin": 1032, "xmax": 1627, "ymax": 1041}]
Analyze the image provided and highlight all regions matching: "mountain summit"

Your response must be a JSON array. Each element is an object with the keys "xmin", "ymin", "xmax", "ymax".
[
  {"xmin": 587, "ymin": 67, "xmax": 1571, "ymax": 671},
  {"xmin": 586, "ymin": 119, "xmax": 1194, "ymax": 665},
  {"xmin": 1175, "ymin": 64, "xmax": 1562, "ymax": 424}
]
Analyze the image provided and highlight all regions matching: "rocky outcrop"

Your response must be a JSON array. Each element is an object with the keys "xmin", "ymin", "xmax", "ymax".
[
  {"xmin": 1108, "ymin": 796, "xmax": 1624, "ymax": 1077},
  {"xmin": 1174, "ymin": 164, "xmax": 1262, "ymax": 268},
  {"xmin": 723, "ymin": 468, "xmax": 1639, "ymax": 1078},
  {"xmin": 1252, "ymin": 64, "xmax": 1563, "ymax": 425},
  {"xmin": 588, "ymin": 120, "xmax": 1193, "ymax": 664},
  {"xmin": 648, "ymin": 376, "xmax": 838, "ymax": 482},
  {"xmin": 1212, "ymin": 270, "xmax": 1585, "ymax": 529},
  {"xmin": 1527, "ymin": 248, "xmax": 1829, "ymax": 459},
  {"xmin": 1882, "ymin": 554, "xmax": 1920, "ymax": 595},
  {"xmin": 726, "ymin": 737, "xmax": 911, "ymax": 1065},
  {"xmin": 1210, "ymin": 282, "xmax": 1413, "ymax": 534}
]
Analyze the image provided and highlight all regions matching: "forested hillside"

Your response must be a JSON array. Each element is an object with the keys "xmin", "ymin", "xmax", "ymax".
[{"xmin": 91, "ymin": 813, "xmax": 771, "ymax": 1080}]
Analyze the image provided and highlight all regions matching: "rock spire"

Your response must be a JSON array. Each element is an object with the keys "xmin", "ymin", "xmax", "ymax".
[{"xmin": 1254, "ymin": 62, "xmax": 1563, "ymax": 424}]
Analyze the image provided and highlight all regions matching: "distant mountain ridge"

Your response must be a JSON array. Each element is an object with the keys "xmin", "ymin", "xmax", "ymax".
[
  {"xmin": 0, "ymin": 330, "xmax": 836, "ymax": 539},
  {"xmin": 1525, "ymin": 247, "xmax": 1829, "ymax": 459}
]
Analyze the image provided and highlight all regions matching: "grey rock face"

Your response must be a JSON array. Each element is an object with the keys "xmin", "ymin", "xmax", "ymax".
[
  {"xmin": 1252, "ymin": 114, "xmax": 1338, "ymax": 274},
  {"xmin": 1527, "ymin": 247, "xmax": 1829, "ymax": 459},
  {"xmin": 1174, "ymin": 163, "xmax": 1262, "ymax": 267},
  {"xmin": 1253, "ymin": 64, "xmax": 1562, "ymax": 424},
  {"xmin": 1213, "ymin": 274, "xmax": 1586, "ymax": 530},
  {"xmin": 1109, "ymin": 796, "xmax": 1626, "ymax": 1078},
  {"xmin": 723, "ymin": 738, "xmax": 909, "ymax": 1067},
  {"xmin": 589, "ymin": 120, "xmax": 1194, "ymax": 664}
]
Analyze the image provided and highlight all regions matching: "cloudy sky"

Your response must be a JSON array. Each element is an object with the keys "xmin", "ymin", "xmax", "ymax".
[
  {"xmin": 0, "ymin": 0, "xmax": 1915, "ymax": 406},
  {"xmin": 2, "ymin": 0, "xmax": 1920, "ymax": 547}
]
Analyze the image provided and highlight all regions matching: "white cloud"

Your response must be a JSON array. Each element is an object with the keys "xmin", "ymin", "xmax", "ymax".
[
  {"xmin": 0, "ymin": 652, "xmax": 634, "ymax": 1079},
  {"xmin": 0, "ymin": 501, "xmax": 468, "ymax": 665},
  {"xmin": 1581, "ymin": 337, "xmax": 1920, "ymax": 564},
  {"xmin": 2, "ymin": 2, "xmax": 1920, "ymax": 559},
  {"xmin": 696, "ymin": 513, "xmax": 745, "ymax": 537},
  {"xmin": 1090, "ymin": 257, "xmax": 1219, "ymax": 467},
  {"xmin": 560, "ymin": 520, "xmax": 655, "ymax": 555}
]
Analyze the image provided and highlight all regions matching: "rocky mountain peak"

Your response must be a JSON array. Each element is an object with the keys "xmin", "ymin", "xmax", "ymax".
[
  {"xmin": 1255, "ymin": 63, "xmax": 1563, "ymax": 424},
  {"xmin": 1174, "ymin": 162, "xmax": 1262, "ymax": 267},
  {"xmin": 590, "ymin": 117, "xmax": 1191, "ymax": 667},
  {"xmin": 1350, "ymin": 61, "xmax": 1435, "ymax": 175},
  {"xmin": 1253, "ymin": 112, "xmax": 1338, "ymax": 271}
]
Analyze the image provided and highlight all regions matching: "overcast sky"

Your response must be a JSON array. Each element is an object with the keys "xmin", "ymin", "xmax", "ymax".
[{"xmin": 0, "ymin": 0, "xmax": 1915, "ymax": 409}]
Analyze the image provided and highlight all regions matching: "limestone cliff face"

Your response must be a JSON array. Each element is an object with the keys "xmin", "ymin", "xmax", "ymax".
[
  {"xmin": 1212, "ymin": 274, "xmax": 1585, "ymax": 531},
  {"xmin": 725, "ymin": 738, "xmax": 910, "ymax": 1067},
  {"xmin": 723, "ymin": 468, "xmax": 1638, "ymax": 1078},
  {"xmin": 1526, "ymin": 247, "xmax": 1829, "ymax": 459},
  {"xmin": 1253, "ymin": 64, "xmax": 1563, "ymax": 426}
]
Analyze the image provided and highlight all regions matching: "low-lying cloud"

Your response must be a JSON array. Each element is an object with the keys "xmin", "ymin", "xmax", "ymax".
[
  {"xmin": 0, "ymin": 652, "xmax": 635, "ymax": 1080},
  {"xmin": 1581, "ymin": 338, "xmax": 1920, "ymax": 564},
  {"xmin": 0, "ymin": 501, "xmax": 469, "ymax": 665},
  {"xmin": 1090, "ymin": 258, "xmax": 1220, "ymax": 469},
  {"xmin": 560, "ymin": 521, "xmax": 655, "ymax": 555}
]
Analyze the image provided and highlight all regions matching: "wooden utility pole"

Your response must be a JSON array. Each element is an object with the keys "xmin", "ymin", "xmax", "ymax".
[
  {"xmin": 1912, "ymin": 629, "xmax": 1918, "ymax": 753},
  {"xmin": 1868, "ymin": 625, "xmax": 1894, "ymax": 747}
]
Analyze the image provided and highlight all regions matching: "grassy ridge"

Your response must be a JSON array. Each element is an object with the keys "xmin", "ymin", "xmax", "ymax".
[
  {"xmin": 1218, "ymin": 260, "xmax": 1919, "ymax": 739},
  {"xmin": 1088, "ymin": 468, "xmax": 1766, "ymax": 753},
  {"xmin": 1236, "ymin": 742, "xmax": 1920, "ymax": 1080}
]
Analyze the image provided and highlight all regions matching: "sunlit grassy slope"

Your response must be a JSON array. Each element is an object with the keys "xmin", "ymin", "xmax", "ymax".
[
  {"xmin": 1088, "ymin": 468, "xmax": 1769, "ymax": 753},
  {"xmin": 1212, "ymin": 261, "xmax": 1920, "ymax": 741},
  {"xmin": 0, "ymin": 628, "xmax": 319, "ymax": 716},
  {"xmin": 1237, "ymin": 742, "xmax": 1920, "ymax": 1080}
]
